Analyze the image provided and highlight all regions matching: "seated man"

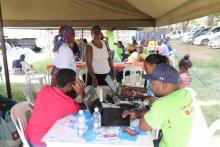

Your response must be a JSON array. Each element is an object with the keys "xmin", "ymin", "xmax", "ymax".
[
  {"xmin": 123, "ymin": 45, "xmax": 147, "ymax": 63},
  {"xmin": 25, "ymin": 69, "xmax": 84, "ymax": 147},
  {"xmin": 123, "ymin": 64, "xmax": 196, "ymax": 147},
  {"xmin": 12, "ymin": 54, "xmax": 25, "ymax": 73}
]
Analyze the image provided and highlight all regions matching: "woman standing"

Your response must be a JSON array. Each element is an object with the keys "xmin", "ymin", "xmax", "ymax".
[
  {"xmin": 52, "ymin": 25, "xmax": 76, "ymax": 86},
  {"xmin": 85, "ymin": 25, "xmax": 114, "ymax": 87}
]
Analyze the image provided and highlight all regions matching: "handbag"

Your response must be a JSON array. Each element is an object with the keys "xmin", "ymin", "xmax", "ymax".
[{"xmin": 0, "ymin": 111, "xmax": 21, "ymax": 147}]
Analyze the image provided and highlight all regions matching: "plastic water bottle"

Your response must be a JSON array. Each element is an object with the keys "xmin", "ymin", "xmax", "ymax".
[
  {"xmin": 78, "ymin": 110, "xmax": 86, "ymax": 136},
  {"xmin": 93, "ymin": 107, "xmax": 101, "ymax": 135}
]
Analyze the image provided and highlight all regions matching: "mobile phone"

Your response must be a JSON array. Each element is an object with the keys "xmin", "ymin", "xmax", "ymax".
[{"xmin": 123, "ymin": 127, "xmax": 140, "ymax": 136}]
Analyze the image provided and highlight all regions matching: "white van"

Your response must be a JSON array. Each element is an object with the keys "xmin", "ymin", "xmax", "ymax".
[{"xmin": 166, "ymin": 30, "xmax": 183, "ymax": 40}]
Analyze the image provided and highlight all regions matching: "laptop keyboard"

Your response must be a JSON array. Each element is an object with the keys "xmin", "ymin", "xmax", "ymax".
[{"xmin": 101, "ymin": 108, "xmax": 130, "ymax": 126}]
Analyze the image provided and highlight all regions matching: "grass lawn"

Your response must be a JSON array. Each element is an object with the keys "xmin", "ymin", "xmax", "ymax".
[
  {"xmin": 171, "ymin": 41, "xmax": 220, "ymax": 127},
  {"xmin": 32, "ymin": 58, "xmax": 52, "ymax": 74},
  {"xmin": 0, "ymin": 58, "xmax": 52, "ymax": 101},
  {"xmin": 0, "ymin": 83, "xmax": 25, "ymax": 102}
]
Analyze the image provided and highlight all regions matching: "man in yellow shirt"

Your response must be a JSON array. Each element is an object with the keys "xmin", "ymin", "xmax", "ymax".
[{"xmin": 123, "ymin": 45, "xmax": 146, "ymax": 63}]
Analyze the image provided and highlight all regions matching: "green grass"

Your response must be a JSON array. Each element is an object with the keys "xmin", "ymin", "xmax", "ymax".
[
  {"xmin": 171, "ymin": 41, "xmax": 220, "ymax": 128},
  {"xmin": 32, "ymin": 58, "xmax": 52, "ymax": 74},
  {"xmin": 0, "ymin": 58, "xmax": 52, "ymax": 102},
  {"xmin": 0, "ymin": 83, "xmax": 25, "ymax": 102}
]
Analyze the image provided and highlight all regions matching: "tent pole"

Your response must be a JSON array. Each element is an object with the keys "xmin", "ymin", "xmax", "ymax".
[
  {"xmin": 81, "ymin": 28, "xmax": 84, "ymax": 61},
  {"xmin": 0, "ymin": 2, "xmax": 12, "ymax": 98}
]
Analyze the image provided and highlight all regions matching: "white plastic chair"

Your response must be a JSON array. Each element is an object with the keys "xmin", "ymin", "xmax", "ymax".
[
  {"xmin": 10, "ymin": 101, "xmax": 33, "ymax": 147},
  {"xmin": 122, "ymin": 66, "xmax": 143, "ymax": 87},
  {"xmin": 23, "ymin": 83, "xmax": 41, "ymax": 105},
  {"xmin": 208, "ymin": 119, "xmax": 220, "ymax": 146},
  {"xmin": 21, "ymin": 61, "xmax": 46, "ymax": 87},
  {"xmin": 169, "ymin": 50, "xmax": 176, "ymax": 67}
]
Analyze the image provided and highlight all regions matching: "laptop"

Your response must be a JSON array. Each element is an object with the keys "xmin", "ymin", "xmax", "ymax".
[
  {"xmin": 105, "ymin": 74, "xmax": 121, "ymax": 96},
  {"xmin": 105, "ymin": 75, "xmax": 146, "ymax": 104},
  {"xmin": 83, "ymin": 87, "xmax": 130, "ymax": 126}
]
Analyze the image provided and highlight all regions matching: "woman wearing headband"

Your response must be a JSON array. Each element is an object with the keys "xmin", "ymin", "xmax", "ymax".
[{"xmin": 51, "ymin": 25, "xmax": 76, "ymax": 86}]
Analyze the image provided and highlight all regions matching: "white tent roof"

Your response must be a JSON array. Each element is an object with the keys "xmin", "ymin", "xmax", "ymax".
[{"xmin": 2, "ymin": 0, "xmax": 220, "ymax": 27}]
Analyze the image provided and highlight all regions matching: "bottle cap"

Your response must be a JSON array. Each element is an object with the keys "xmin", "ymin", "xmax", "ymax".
[
  {"xmin": 94, "ymin": 107, "xmax": 99, "ymax": 112},
  {"xmin": 79, "ymin": 110, "xmax": 83, "ymax": 115}
]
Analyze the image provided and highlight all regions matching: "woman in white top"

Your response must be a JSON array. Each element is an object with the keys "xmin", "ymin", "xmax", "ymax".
[
  {"xmin": 51, "ymin": 25, "xmax": 76, "ymax": 86},
  {"xmin": 85, "ymin": 25, "xmax": 114, "ymax": 87}
]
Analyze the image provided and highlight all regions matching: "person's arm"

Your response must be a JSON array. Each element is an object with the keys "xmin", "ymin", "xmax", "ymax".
[
  {"xmin": 139, "ymin": 116, "xmax": 152, "ymax": 131},
  {"xmin": 85, "ymin": 45, "xmax": 98, "ymax": 87},
  {"xmin": 72, "ymin": 78, "xmax": 85, "ymax": 97},
  {"xmin": 105, "ymin": 37, "xmax": 109, "ymax": 48},
  {"xmin": 122, "ymin": 108, "xmax": 147, "ymax": 121},
  {"xmin": 137, "ymin": 51, "xmax": 142, "ymax": 62},
  {"xmin": 104, "ymin": 40, "xmax": 115, "ymax": 78},
  {"xmin": 122, "ymin": 86, "xmax": 146, "ymax": 93}
]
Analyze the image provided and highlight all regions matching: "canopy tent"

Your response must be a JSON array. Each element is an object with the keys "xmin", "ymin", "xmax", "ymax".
[
  {"xmin": 1, "ymin": 0, "xmax": 220, "ymax": 98},
  {"xmin": 2, "ymin": 0, "xmax": 220, "ymax": 28}
]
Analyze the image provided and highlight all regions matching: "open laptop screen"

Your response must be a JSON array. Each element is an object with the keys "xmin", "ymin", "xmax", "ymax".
[
  {"xmin": 105, "ymin": 75, "xmax": 118, "ymax": 95},
  {"xmin": 83, "ymin": 87, "xmax": 102, "ymax": 114}
]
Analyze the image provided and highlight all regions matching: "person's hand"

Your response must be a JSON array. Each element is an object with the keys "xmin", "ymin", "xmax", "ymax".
[
  {"xmin": 112, "ymin": 70, "xmax": 116, "ymax": 80},
  {"xmin": 122, "ymin": 85, "xmax": 131, "ymax": 90},
  {"xmin": 122, "ymin": 110, "xmax": 138, "ymax": 121},
  {"xmin": 72, "ymin": 78, "xmax": 85, "ymax": 97},
  {"xmin": 121, "ymin": 90, "xmax": 133, "ymax": 96},
  {"xmin": 92, "ymin": 76, "xmax": 98, "ymax": 88}
]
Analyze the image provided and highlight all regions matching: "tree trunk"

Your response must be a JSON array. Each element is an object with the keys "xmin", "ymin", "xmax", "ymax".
[
  {"xmin": 167, "ymin": 25, "xmax": 173, "ymax": 33},
  {"xmin": 206, "ymin": 15, "xmax": 214, "ymax": 27},
  {"xmin": 182, "ymin": 21, "xmax": 189, "ymax": 32}
]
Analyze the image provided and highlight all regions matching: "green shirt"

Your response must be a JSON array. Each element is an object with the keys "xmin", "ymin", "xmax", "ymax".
[
  {"xmin": 115, "ymin": 47, "xmax": 124, "ymax": 60},
  {"xmin": 144, "ymin": 88, "xmax": 194, "ymax": 147},
  {"xmin": 105, "ymin": 30, "xmax": 115, "ymax": 51}
]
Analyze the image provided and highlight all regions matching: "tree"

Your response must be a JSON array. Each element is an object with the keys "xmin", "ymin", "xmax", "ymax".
[
  {"xmin": 181, "ymin": 21, "xmax": 190, "ymax": 32},
  {"xmin": 206, "ymin": 15, "xmax": 214, "ymax": 27}
]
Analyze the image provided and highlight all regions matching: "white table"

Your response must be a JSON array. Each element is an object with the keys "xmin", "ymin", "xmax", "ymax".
[{"xmin": 42, "ymin": 115, "xmax": 153, "ymax": 147}]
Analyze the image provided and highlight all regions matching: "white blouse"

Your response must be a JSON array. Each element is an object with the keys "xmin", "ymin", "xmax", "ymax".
[{"xmin": 53, "ymin": 43, "xmax": 76, "ymax": 71}]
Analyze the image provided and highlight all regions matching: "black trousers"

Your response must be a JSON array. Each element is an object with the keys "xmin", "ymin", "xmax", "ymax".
[{"xmin": 86, "ymin": 73, "xmax": 108, "ymax": 86}]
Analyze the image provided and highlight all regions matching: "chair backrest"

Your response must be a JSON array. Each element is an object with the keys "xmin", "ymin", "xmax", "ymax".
[
  {"xmin": 23, "ymin": 83, "xmax": 41, "ymax": 105},
  {"xmin": 10, "ymin": 101, "xmax": 33, "ymax": 147},
  {"xmin": 21, "ymin": 61, "xmax": 38, "ymax": 84},
  {"xmin": 21, "ymin": 61, "xmax": 34, "ymax": 74},
  {"xmin": 122, "ymin": 66, "xmax": 143, "ymax": 87},
  {"xmin": 208, "ymin": 119, "xmax": 220, "ymax": 143}
]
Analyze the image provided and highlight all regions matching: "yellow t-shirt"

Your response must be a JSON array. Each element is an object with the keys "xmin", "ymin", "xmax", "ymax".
[{"xmin": 126, "ymin": 52, "xmax": 146, "ymax": 63}]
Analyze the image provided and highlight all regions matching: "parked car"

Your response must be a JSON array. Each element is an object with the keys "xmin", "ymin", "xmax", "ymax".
[
  {"xmin": 193, "ymin": 26, "xmax": 220, "ymax": 46},
  {"xmin": 208, "ymin": 35, "xmax": 220, "ymax": 48},
  {"xmin": 190, "ymin": 27, "xmax": 212, "ymax": 43},
  {"xmin": 181, "ymin": 27, "xmax": 204, "ymax": 44},
  {"xmin": 166, "ymin": 30, "xmax": 183, "ymax": 40}
]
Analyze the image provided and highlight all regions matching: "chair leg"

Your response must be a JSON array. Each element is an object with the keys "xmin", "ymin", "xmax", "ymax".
[
  {"xmin": 0, "ymin": 74, "xmax": 3, "ymax": 82},
  {"xmin": 39, "ymin": 78, "xmax": 44, "ymax": 87}
]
